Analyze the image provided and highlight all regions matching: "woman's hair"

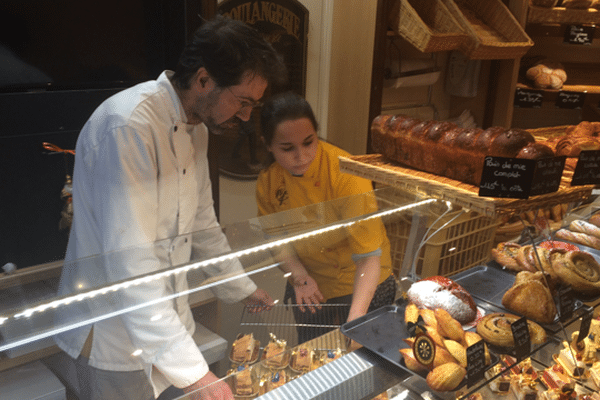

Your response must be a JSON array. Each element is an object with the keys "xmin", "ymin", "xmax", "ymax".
[
  {"xmin": 260, "ymin": 91, "xmax": 318, "ymax": 147},
  {"xmin": 172, "ymin": 15, "xmax": 287, "ymax": 90}
]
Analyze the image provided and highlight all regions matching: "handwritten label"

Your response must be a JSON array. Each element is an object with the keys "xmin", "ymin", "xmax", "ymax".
[
  {"xmin": 530, "ymin": 156, "xmax": 566, "ymax": 196},
  {"xmin": 466, "ymin": 341, "xmax": 486, "ymax": 387},
  {"xmin": 479, "ymin": 156, "xmax": 536, "ymax": 199},
  {"xmin": 577, "ymin": 307, "xmax": 594, "ymax": 343},
  {"xmin": 572, "ymin": 150, "xmax": 600, "ymax": 186},
  {"xmin": 558, "ymin": 286, "xmax": 575, "ymax": 322},
  {"xmin": 514, "ymin": 88, "xmax": 543, "ymax": 108},
  {"xmin": 511, "ymin": 317, "xmax": 531, "ymax": 362},
  {"xmin": 556, "ymin": 91, "xmax": 586, "ymax": 109},
  {"xmin": 564, "ymin": 25, "xmax": 594, "ymax": 45}
]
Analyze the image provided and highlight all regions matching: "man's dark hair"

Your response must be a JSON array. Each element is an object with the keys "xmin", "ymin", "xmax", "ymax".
[{"xmin": 172, "ymin": 15, "xmax": 287, "ymax": 90}]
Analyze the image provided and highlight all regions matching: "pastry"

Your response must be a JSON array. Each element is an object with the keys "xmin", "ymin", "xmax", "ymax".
[
  {"xmin": 502, "ymin": 271, "xmax": 557, "ymax": 324},
  {"xmin": 590, "ymin": 361, "xmax": 600, "ymax": 387},
  {"xmin": 510, "ymin": 374, "xmax": 539, "ymax": 400},
  {"xmin": 538, "ymin": 241, "xmax": 579, "ymax": 252},
  {"xmin": 485, "ymin": 363, "xmax": 512, "ymax": 394},
  {"xmin": 464, "ymin": 331, "xmax": 491, "ymax": 365},
  {"xmin": 516, "ymin": 245, "xmax": 551, "ymax": 273},
  {"xmin": 370, "ymin": 114, "xmax": 554, "ymax": 186},
  {"xmin": 407, "ymin": 276, "xmax": 477, "ymax": 324},
  {"xmin": 443, "ymin": 339, "xmax": 467, "ymax": 368},
  {"xmin": 233, "ymin": 364, "xmax": 254, "ymax": 396},
  {"xmin": 266, "ymin": 370, "xmax": 286, "ymax": 392},
  {"xmin": 540, "ymin": 364, "xmax": 574, "ymax": 392},
  {"xmin": 569, "ymin": 219, "xmax": 600, "ymax": 240},
  {"xmin": 551, "ymin": 250, "xmax": 600, "ymax": 295},
  {"xmin": 320, "ymin": 349, "xmax": 344, "ymax": 366},
  {"xmin": 231, "ymin": 333, "xmax": 259, "ymax": 363},
  {"xmin": 426, "ymin": 362, "xmax": 466, "ymax": 392},
  {"xmin": 477, "ymin": 312, "xmax": 547, "ymax": 348},
  {"xmin": 398, "ymin": 348, "xmax": 429, "ymax": 374},
  {"xmin": 292, "ymin": 344, "xmax": 314, "ymax": 372},
  {"xmin": 492, "ymin": 242, "xmax": 523, "ymax": 271},
  {"xmin": 435, "ymin": 308, "xmax": 466, "ymax": 344},
  {"xmin": 555, "ymin": 229, "xmax": 600, "ymax": 250},
  {"xmin": 554, "ymin": 331, "xmax": 595, "ymax": 378},
  {"xmin": 589, "ymin": 212, "xmax": 600, "ymax": 228},
  {"xmin": 262, "ymin": 334, "xmax": 289, "ymax": 368},
  {"xmin": 526, "ymin": 61, "xmax": 567, "ymax": 89}
]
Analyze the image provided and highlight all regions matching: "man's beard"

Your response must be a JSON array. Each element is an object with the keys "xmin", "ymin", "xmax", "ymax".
[{"xmin": 203, "ymin": 116, "xmax": 241, "ymax": 136}]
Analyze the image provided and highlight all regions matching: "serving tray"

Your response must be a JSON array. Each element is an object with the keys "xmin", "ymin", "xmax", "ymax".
[
  {"xmin": 451, "ymin": 264, "xmax": 585, "ymax": 333},
  {"xmin": 341, "ymin": 300, "xmax": 501, "ymax": 393}
]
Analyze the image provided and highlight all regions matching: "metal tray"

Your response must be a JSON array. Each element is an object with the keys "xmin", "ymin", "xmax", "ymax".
[
  {"xmin": 451, "ymin": 265, "xmax": 584, "ymax": 334},
  {"xmin": 341, "ymin": 301, "xmax": 501, "ymax": 393}
]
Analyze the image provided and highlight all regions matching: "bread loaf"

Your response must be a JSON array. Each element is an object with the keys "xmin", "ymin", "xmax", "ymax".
[{"xmin": 371, "ymin": 115, "xmax": 555, "ymax": 186}]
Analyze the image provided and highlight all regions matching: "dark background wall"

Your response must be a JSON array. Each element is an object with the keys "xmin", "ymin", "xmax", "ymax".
[{"xmin": 0, "ymin": 0, "xmax": 217, "ymax": 269}]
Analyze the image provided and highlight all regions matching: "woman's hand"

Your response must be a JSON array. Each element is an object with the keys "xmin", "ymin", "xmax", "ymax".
[{"xmin": 291, "ymin": 275, "xmax": 324, "ymax": 313}]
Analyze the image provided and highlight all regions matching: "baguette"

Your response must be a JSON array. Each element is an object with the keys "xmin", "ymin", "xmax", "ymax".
[
  {"xmin": 555, "ymin": 229, "xmax": 600, "ymax": 250},
  {"xmin": 371, "ymin": 115, "xmax": 555, "ymax": 186}
]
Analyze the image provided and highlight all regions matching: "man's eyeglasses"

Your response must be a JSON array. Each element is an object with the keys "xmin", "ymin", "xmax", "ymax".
[{"xmin": 226, "ymin": 87, "xmax": 263, "ymax": 109}]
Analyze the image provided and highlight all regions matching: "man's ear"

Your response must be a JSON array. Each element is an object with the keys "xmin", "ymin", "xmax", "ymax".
[{"xmin": 193, "ymin": 68, "xmax": 211, "ymax": 91}]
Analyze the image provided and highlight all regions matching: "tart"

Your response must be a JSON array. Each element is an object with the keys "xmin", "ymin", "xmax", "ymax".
[
  {"xmin": 261, "ymin": 334, "xmax": 289, "ymax": 369},
  {"xmin": 290, "ymin": 344, "xmax": 314, "ymax": 373},
  {"xmin": 230, "ymin": 333, "xmax": 260, "ymax": 364},
  {"xmin": 553, "ymin": 332, "xmax": 595, "ymax": 379},
  {"xmin": 485, "ymin": 363, "xmax": 511, "ymax": 394}
]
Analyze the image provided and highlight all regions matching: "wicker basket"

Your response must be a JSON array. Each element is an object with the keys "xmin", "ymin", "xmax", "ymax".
[
  {"xmin": 390, "ymin": 0, "xmax": 469, "ymax": 53},
  {"xmin": 528, "ymin": 5, "xmax": 600, "ymax": 25},
  {"xmin": 441, "ymin": 0, "xmax": 534, "ymax": 59},
  {"xmin": 378, "ymin": 188, "xmax": 499, "ymax": 279}
]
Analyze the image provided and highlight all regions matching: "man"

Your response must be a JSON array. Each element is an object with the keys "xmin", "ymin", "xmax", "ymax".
[{"xmin": 54, "ymin": 16, "xmax": 287, "ymax": 400}]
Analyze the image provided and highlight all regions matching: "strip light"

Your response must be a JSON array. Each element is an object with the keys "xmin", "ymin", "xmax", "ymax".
[{"xmin": 0, "ymin": 198, "xmax": 436, "ymax": 352}]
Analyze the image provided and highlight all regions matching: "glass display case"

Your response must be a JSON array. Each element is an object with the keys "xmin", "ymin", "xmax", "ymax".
[{"xmin": 1, "ymin": 185, "xmax": 599, "ymax": 400}]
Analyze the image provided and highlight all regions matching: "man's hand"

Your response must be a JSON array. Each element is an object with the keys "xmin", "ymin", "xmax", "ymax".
[
  {"xmin": 242, "ymin": 288, "xmax": 274, "ymax": 313},
  {"xmin": 183, "ymin": 371, "xmax": 233, "ymax": 400}
]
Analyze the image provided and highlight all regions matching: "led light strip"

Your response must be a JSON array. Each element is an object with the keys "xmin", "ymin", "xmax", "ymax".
[{"xmin": 0, "ymin": 198, "xmax": 437, "ymax": 352}]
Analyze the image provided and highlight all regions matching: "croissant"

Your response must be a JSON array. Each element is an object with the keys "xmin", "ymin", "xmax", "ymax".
[{"xmin": 501, "ymin": 271, "xmax": 557, "ymax": 324}]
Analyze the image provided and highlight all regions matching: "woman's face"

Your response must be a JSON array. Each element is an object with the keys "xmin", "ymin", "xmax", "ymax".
[{"xmin": 267, "ymin": 117, "xmax": 318, "ymax": 176}]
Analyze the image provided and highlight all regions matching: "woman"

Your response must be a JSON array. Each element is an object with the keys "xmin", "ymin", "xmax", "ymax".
[{"xmin": 256, "ymin": 91, "xmax": 397, "ymax": 344}]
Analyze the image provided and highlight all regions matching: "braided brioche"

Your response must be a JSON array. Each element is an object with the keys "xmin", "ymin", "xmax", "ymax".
[{"xmin": 371, "ymin": 115, "xmax": 555, "ymax": 186}]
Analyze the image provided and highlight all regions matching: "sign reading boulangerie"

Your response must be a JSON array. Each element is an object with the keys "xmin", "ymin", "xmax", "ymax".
[{"xmin": 218, "ymin": 0, "xmax": 309, "ymax": 96}]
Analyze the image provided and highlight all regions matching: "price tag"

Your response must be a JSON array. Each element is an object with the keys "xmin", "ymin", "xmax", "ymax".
[
  {"xmin": 529, "ymin": 156, "xmax": 566, "ymax": 196},
  {"xmin": 564, "ymin": 25, "xmax": 594, "ymax": 45},
  {"xmin": 511, "ymin": 316, "xmax": 531, "ymax": 362},
  {"xmin": 571, "ymin": 150, "xmax": 600, "ymax": 186},
  {"xmin": 558, "ymin": 286, "xmax": 575, "ymax": 322},
  {"xmin": 576, "ymin": 308, "xmax": 594, "ymax": 343},
  {"xmin": 479, "ymin": 156, "xmax": 536, "ymax": 199},
  {"xmin": 556, "ymin": 91, "xmax": 586, "ymax": 109},
  {"xmin": 466, "ymin": 341, "xmax": 486, "ymax": 387},
  {"xmin": 514, "ymin": 88, "xmax": 543, "ymax": 108}
]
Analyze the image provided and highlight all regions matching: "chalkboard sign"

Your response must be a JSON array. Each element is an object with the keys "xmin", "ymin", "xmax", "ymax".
[
  {"xmin": 530, "ymin": 156, "xmax": 566, "ymax": 196},
  {"xmin": 571, "ymin": 150, "xmax": 600, "ymax": 186},
  {"xmin": 479, "ymin": 156, "xmax": 536, "ymax": 199},
  {"xmin": 558, "ymin": 286, "xmax": 575, "ymax": 322},
  {"xmin": 556, "ymin": 91, "xmax": 586, "ymax": 109},
  {"xmin": 514, "ymin": 88, "xmax": 543, "ymax": 108},
  {"xmin": 577, "ymin": 307, "xmax": 594, "ymax": 343},
  {"xmin": 466, "ymin": 341, "xmax": 486, "ymax": 387},
  {"xmin": 564, "ymin": 25, "xmax": 594, "ymax": 45},
  {"xmin": 511, "ymin": 316, "xmax": 531, "ymax": 362}
]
